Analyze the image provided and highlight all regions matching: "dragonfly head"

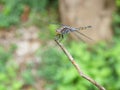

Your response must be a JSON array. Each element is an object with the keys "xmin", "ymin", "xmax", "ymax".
[
  {"xmin": 56, "ymin": 29, "xmax": 61, "ymax": 35},
  {"xmin": 54, "ymin": 29, "xmax": 62, "ymax": 40}
]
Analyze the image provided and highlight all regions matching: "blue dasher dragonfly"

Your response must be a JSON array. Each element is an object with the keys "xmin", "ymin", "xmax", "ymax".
[{"xmin": 54, "ymin": 24, "xmax": 92, "ymax": 42}]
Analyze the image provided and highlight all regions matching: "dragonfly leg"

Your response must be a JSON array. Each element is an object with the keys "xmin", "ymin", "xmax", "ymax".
[
  {"xmin": 62, "ymin": 34, "xmax": 64, "ymax": 39},
  {"xmin": 58, "ymin": 34, "xmax": 64, "ymax": 42},
  {"xmin": 56, "ymin": 34, "xmax": 63, "ymax": 42},
  {"xmin": 55, "ymin": 34, "xmax": 60, "ymax": 40},
  {"xmin": 55, "ymin": 34, "xmax": 63, "ymax": 42}
]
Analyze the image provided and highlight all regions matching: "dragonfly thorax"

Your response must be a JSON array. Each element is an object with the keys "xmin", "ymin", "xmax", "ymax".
[{"xmin": 56, "ymin": 26, "xmax": 78, "ymax": 35}]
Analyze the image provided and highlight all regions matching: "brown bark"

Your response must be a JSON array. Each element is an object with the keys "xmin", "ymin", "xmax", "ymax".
[{"xmin": 59, "ymin": 0, "xmax": 115, "ymax": 43}]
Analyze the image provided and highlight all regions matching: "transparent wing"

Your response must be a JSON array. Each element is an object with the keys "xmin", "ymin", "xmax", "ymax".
[
  {"xmin": 72, "ymin": 32, "xmax": 85, "ymax": 42},
  {"xmin": 74, "ymin": 30, "xmax": 94, "ymax": 42}
]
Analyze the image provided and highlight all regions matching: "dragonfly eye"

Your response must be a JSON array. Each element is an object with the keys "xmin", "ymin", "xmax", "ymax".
[{"xmin": 56, "ymin": 30, "xmax": 61, "ymax": 35}]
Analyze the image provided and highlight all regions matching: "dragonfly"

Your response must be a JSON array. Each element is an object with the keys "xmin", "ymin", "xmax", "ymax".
[{"xmin": 54, "ymin": 24, "xmax": 92, "ymax": 42}]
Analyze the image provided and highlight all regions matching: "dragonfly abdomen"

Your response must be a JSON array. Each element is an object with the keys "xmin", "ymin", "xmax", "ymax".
[{"xmin": 78, "ymin": 26, "xmax": 92, "ymax": 30}]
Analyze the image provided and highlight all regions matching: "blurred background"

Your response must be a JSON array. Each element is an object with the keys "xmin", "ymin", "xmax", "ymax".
[{"xmin": 0, "ymin": 0, "xmax": 120, "ymax": 90}]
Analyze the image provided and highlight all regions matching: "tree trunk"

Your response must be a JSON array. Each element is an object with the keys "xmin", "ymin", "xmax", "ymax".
[{"xmin": 59, "ymin": 0, "xmax": 115, "ymax": 43}]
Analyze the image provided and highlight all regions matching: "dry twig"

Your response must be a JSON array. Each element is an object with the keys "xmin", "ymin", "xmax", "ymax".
[{"xmin": 54, "ymin": 39, "xmax": 105, "ymax": 90}]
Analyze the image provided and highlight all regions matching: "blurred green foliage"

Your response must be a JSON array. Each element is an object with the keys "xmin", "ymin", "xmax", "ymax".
[
  {"xmin": 22, "ymin": 64, "xmax": 36, "ymax": 85},
  {"xmin": 113, "ymin": 0, "xmax": 120, "ymax": 37},
  {"xmin": 116, "ymin": 0, "xmax": 120, "ymax": 7},
  {"xmin": 0, "ymin": 0, "xmax": 120, "ymax": 90},
  {"xmin": 0, "ymin": 0, "xmax": 58, "ymax": 28},
  {"xmin": 0, "ymin": 45, "xmax": 23, "ymax": 90},
  {"xmin": 0, "ymin": 0, "xmax": 23, "ymax": 28},
  {"xmin": 36, "ymin": 40, "xmax": 120, "ymax": 90},
  {"xmin": 38, "ymin": 24, "xmax": 56, "ymax": 40}
]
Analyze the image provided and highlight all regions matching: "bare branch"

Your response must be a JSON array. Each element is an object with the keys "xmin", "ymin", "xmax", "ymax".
[{"xmin": 54, "ymin": 39, "xmax": 105, "ymax": 90}]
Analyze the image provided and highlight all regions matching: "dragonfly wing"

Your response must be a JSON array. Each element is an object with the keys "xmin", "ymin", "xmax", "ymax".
[
  {"xmin": 72, "ymin": 32, "xmax": 85, "ymax": 42},
  {"xmin": 75, "ymin": 30, "xmax": 93, "ymax": 41}
]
